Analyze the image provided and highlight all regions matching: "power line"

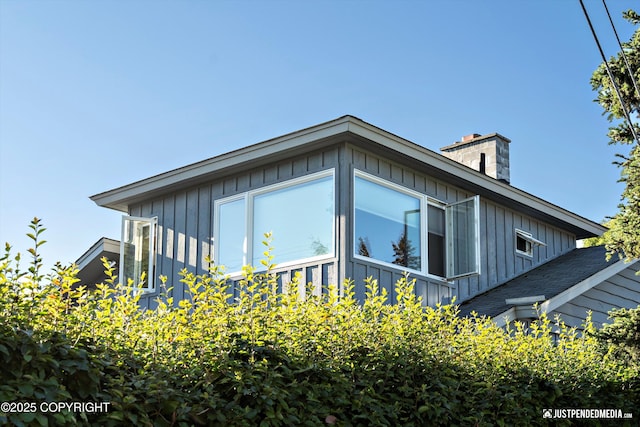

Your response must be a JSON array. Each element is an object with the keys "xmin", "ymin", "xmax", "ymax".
[
  {"xmin": 601, "ymin": 0, "xmax": 640, "ymax": 107},
  {"xmin": 579, "ymin": 0, "xmax": 639, "ymax": 145}
]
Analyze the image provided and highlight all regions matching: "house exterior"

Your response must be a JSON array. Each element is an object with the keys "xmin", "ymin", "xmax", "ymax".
[
  {"xmin": 75, "ymin": 237, "xmax": 120, "ymax": 288},
  {"xmin": 88, "ymin": 115, "xmax": 638, "ymax": 325}
]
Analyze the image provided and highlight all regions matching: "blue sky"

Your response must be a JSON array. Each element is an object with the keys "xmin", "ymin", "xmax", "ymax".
[{"xmin": 0, "ymin": 0, "xmax": 637, "ymax": 272}]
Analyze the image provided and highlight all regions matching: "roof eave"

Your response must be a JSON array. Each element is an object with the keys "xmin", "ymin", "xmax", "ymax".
[
  {"xmin": 492, "ymin": 257, "xmax": 639, "ymax": 326},
  {"xmin": 90, "ymin": 116, "xmax": 355, "ymax": 212},
  {"xmin": 91, "ymin": 116, "xmax": 606, "ymax": 238}
]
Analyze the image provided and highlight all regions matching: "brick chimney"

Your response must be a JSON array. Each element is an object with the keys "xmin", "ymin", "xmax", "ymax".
[{"xmin": 440, "ymin": 133, "xmax": 511, "ymax": 184}]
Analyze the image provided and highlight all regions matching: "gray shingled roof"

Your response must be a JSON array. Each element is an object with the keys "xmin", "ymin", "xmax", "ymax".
[{"xmin": 459, "ymin": 246, "xmax": 613, "ymax": 318}]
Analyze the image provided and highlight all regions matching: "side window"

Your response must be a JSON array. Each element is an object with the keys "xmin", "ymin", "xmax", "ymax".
[
  {"xmin": 214, "ymin": 170, "xmax": 335, "ymax": 274},
  {"xmin": 217, "ymin": 197, "xmax": 246, "ymax": 272},
  {"xmin": 120, "ymin": 216, "xmax": 157, "ymax": 292},
  {"xmin": 445, "ymin": 196, "xmax": 481, "ymax": 279}
]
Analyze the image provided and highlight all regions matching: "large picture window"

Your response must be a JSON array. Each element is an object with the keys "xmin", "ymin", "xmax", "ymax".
[
  {"xmin": 120, "ymin": 216, "xmax": 157, "ymax": 292},
  {"xmin": 215, "ymin": 170, "xmax": 335, "ymax": 273},
  {"xmin": 354, "ymin": 174, "xmax": 422, "ymax": 271},
  {"xmin": 354, "ymin": 170, "xmax": 480, "ymax": 280}
]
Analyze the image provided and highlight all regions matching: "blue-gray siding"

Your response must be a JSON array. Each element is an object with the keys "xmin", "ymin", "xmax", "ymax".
[
  {"xmin": 551, "ymin": 262, "xmax": 640, "ymax": 328},
  {"xmin": 128, "ymin": 141, "xmax": 577, "ymax": 309},
  {"xmin": 344, "ymin": 144, "xmax": 575, "ymax": 306},
  {"xmin": 129, "ymin": 146, "xmax": 340, "ymax": 309}
]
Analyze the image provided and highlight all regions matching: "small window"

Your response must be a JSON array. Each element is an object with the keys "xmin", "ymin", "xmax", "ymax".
[
  {"xmin": 120, "ymin": 216, "xmax": 157, "ymax": 292},
  {"xmin": 515, "ymin": 229, "xmax": 545, "ymax": 257}
]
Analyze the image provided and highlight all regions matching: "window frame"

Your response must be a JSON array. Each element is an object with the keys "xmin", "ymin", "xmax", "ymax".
[
  {"xmin": 213, "ymin": 194, "xmax": 247, "ymax": 273},
  {"xmin": 445, "ymin": 195, "xmax": 481, "ymax": 280},
  {"xmin": 515, "ymin": 228, "xmax": 546, "ymax": 257},
  {"xmin": 119, "ymin": 215, "xmax": 158, "ymax": 293},
  {"xmin": 352, "ymin": 170, "xmax": 426, "ymax": 275},
  {"xmin": 352, "ymin": 170, "xmax": 481, "ymax": 281},
  {"xmin": 213, "ymin": 169, "xmax": 336, "ymax": 275}
]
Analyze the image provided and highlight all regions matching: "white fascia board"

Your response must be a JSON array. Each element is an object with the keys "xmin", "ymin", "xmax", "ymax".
[
  {"xmin": 491, "ymin": 258, "xmax": 639, "ymax": 326},
  {"xmin": 539, "ymin": 258, "xmax": 640, "ymax": 314},
  {"xmin": 494, "ymin": 307, "xmax": 517, "ymax": 328},
  {"xmin": 91, "ymin": 115, "xmax": 606, "ymax": 237},
  {"xmin": 345, "ymin": 120, "xmax": 606, "ymax": 238},
  {"xmin": 91, "ymin": 117, "xmax": 353, "ymax": 211},
  {"xmin": 75, "ymin": 237, "xmax": 120, "ymax": 270},
  {"xmin": 505, "ymin": 295, "xmax": 546, "ymax": 305}
]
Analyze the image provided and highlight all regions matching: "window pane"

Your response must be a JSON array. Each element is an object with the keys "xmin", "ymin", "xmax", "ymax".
[
  {"xmin": 355, "ymin": 176, "xmax": 421, "ymax": 270},
  {"xmin": 218, "ymin": 198, "xmax": 246, "ymax": 272},
  {"xmin": 428, "ymin": 205, "xmax": 445, "ymax": 277},
  {"xmin": 252, "ymin": 175, "xmax": 334, "ymax": 266},
  {"xmin": 446, "ymin": 196, "xmax": 480, "ymax": 279},
  {"xmin": 121, "ymin": 217, "xmax": 155, "ymax": 289}
]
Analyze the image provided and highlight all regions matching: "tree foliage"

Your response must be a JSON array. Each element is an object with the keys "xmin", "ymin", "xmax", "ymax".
[
  {"xmin": 1, "ymin": 220, "xmax": 639, "ymax": 426},
  {"xmin": 594, "ymin": 305, "xmax": 640, "ymax": 364},
  {"xmin": 590, "ymin": 10, "xmax": 640, "ymax": 261}
]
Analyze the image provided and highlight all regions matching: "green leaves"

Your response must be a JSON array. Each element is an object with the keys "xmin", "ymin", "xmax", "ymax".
[{"xmin": 0, "ymin": 222, "xmax": 638, "ymax": 425}]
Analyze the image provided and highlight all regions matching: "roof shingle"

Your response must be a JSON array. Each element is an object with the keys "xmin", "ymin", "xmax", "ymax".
[{"xmin": 459, "ymin": 246, "xmax": 613, "ymax": 318}]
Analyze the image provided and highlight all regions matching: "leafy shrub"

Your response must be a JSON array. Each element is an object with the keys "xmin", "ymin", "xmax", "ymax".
[{"xmin": 0, "ymin": 219, "xmax": 638, "ymax": 426}]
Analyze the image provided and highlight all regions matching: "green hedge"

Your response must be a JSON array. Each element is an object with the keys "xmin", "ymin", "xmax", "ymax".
[{"xmin": 1, "ymin": 221, "xmax": 638, "ymax": 426}]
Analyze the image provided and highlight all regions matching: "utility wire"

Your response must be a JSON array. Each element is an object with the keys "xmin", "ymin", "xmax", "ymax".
[
  {"xmin": 602, "ymin": 0, "xmax": 640, "ymax": 107},
  {"xmin": 579, "ymin": 0, "xmax": 639, "ymax": 145}
]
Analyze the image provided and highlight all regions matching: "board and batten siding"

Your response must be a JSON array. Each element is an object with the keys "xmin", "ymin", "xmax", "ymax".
[
  {"xmin": 128, "ymin": 146, "xmax": 340, "ymax": 309},
  {"xmin": 126, "ymin": 140, "xmax": 578, "ymax": 310},
  {"xmin": 551, "ymin": 262, "xmax": 640, "ymax": 329},
  {"xmin": 343, "ymin": 144, "xmax": 576, "ymax": 306}
]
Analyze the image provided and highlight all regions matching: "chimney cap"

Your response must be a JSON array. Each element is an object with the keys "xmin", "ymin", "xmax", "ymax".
[
  {"xmin": 440, "ymin": 132, "xmax": 511, "ymax": 151},
  {"xmin": 461, "ymin": 133, "xmax": 481, "ymax": 142}
]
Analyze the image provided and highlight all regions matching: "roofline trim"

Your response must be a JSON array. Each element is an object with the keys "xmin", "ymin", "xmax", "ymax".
[
  {"xmin": 91, "ymin": 115, "xmax": 606, "ymax": 236},
  {"xmin": 539, "ymin": 257, "xmax": 639, "ymax": 314},
  {"xmin": 75, "ymin": 237, "xmax": 120, "ymax": 270},
  {"xmin": 90, "ymin": 116, "xmax": 354, "ymax": 212},
  {"xmin": 343, "ymin": 118, "xmax": 606, "ymax": 237},
  {"xmin": 492, "ymin": 257, "xmax": 639, "ymax": 326}
]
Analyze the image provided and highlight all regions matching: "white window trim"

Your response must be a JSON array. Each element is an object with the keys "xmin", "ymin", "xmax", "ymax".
[
  {"xmin": 353, "ymin": 170, "xmax": 427, "ymax": 276},
  {"xmin": 515, "ymin": 228, "xmax": 546, "ymax": 257},
  {"xmin": 445, "ymin": 195, "xmax": 481, "ymax": 280},
  {"xmin": 213, "ymin": 169, "xmax": 336, "ymax": 276},
  {"xmin": 213, "ymin": 194, "xmax": 247, "ymax": 272},
  {"xmin": 119, "ymin": 215, "xmax": 157, "ymax": 293},
  {"xmin": 353, "ymin": 170, "xmax": 480, "ymax": 281}
]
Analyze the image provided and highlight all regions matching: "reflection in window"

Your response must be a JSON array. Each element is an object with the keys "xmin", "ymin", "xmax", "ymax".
[
  {"xmin": 215, "ymin": 171, "xmax": 335, "ymax": 273},
  {"xmin": 354, "ymin": 175, "xmax": 421, "ymax": 270},
  {"xmin": 120, "ymin": 216, "xmax": 157, "ymax": 291},
  {"xmin": 218, "ymin": 197, "xmax": 246, "ymax": 272},
  {"xmin": 428, "ymin": 204, "xmax": 446, "ymax": 277},
  {"xmin": 252, "ymin": 176, "xmax": 334, "ymax": 266},
  {"xmin": 446, "ymin": 196, "xmax": 480, "ymax": 279}
]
